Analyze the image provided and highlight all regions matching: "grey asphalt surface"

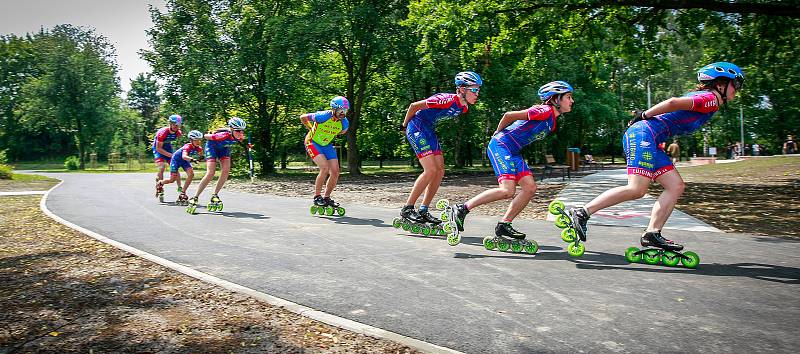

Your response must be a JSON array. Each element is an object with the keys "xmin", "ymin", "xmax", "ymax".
[{"xmin": 44, "ymin": 173, "xmax": 800, "ymax": 353}]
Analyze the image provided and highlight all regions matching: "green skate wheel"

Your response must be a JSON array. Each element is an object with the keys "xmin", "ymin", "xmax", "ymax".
[
  {"xmin": 337, "ymin": 207, "xmax": 346, "ymax": 216},
  {"xmin": 567, "ymin": 243, "xmax": 585, "ymax": 257},
  {"xmin": 402, "ymin": 222, "xmax": 411, "ymax": 231},
  {"xmin": 548, "ymin": 200, "xmax": 565, "ymax": 215},
  {"xmin": 625, "ymin": 247, "xmax": 642, "ymax": 263},
  {"xmin": 524, "ymin": 240, "xmax": 539, "ymax": 254},
  {"xmin": 447, "ymin": 233, "xmax": 461, "ymax": 246},
  {"xmin": 555, "ymin": 214, "xmax": 570, "ymax": 229},
  {"xmin": 310, "ymin": 205, "xmax": 317, "ymax": 215},
  {"xmin": 642, "ymin": 249, "xmax": 661, "ymax": 265},
  {"xmin": 510, "ymin": 241, "xmax": 523, "ymax": 253},
  {"xmin": 497, "ymin": 239, "xmax": 511, "ymax": 252},
  {"xmin": 680, "ymin": 251, "xmax": 700, "ymax": 269},
  {"xmin": 435, "ymin": 199, "xmax": 449, "ymax": 210},
  {"xmin": 325, "ymin": 206, "xmax": 334, "ymax": 216},
  {"xmin": 561, "ymin": 228, "xmax": 577, "ymax": 243},
  {"xmin": 439, "ymin": 210, "xmax": 449, "ymax": 222},
  {"xmin": 421, "ymin": 226, "xmax": 432, "ymax": 236},
  {"xmin": 392, "ymin": 217, "xmax": 402, "ymax": 229},
  {"xmin": 442, "ymin": 222, "xmax": 453, "ymax": 233},
  {"xmin": 483, "ymin": 236, "xmax": 497, "ymax": 250},
  {"xmin": 661, "ymin": 251, "xmax": 681, "ymax": 267},
  {"xmin": 218, "ymin": 204, "xmax": 223, "ymax": 211},
  {"xmin": 437, "ymin": 227, "xmax": 446, "ymax": 236},
  {"xmin": 411, "ymin": 224, "xmax": 421, "ymax": 234}
]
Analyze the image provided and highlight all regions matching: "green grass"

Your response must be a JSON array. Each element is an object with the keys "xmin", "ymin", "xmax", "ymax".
[
  {"xmin": 677, "ymin": 156, "xmax": 800, "ymax": 184},
  {"xmin": 11, "ymin": 173, "xmax": 60, "ymax": 182}
]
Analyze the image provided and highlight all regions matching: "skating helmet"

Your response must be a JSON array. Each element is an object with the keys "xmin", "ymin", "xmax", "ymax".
[
  {"xmin": 697, "ymin": 62, "xmax": 744, "ymax": 90},
  {"xmin": 454, "ymin": 71, "xmax": 483, "ymax": 87},
  {"xmin": 188, "ymin": 130, "xmax": 203, "ymax": 140},
  {"xmin": 168, "ymin": 114, "xmax": 182, "ymax": 125},
  {"xmin": 538, "ymin": 81, "xmax": 574, "ymax": 101},
  {"xmin": 330, "ymin": 96, "xmax": 350, "ymax": 110},
  {"xmin": 227, "ymin": 117, "xmax": 247, "ymax": 130}
]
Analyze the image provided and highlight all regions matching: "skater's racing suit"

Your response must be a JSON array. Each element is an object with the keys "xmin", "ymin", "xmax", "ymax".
[
  {"xmin": 304, "ymin": 110, "xmax": 349, "ymax": 160},
  {"xmin": 625, "ymin": 91, "xmax": 718, "ymax": 179},
  {"xmin": 406, "ymin": 93, "xmax": 468, "ymax": 158},
  {"xmin": 205, "ymin": 130, "xmax": 240, "ymax": 162},
  {"xmin": 152, "ymin": 126, "xmax": 182, "ymax": 163},
  {"xmin": 489, "ymin": 105, "xmax": 556, "ymax": 182},
  {"xmin": 170, "ymin": 143, "xmax": 203, "ymax": 174}
]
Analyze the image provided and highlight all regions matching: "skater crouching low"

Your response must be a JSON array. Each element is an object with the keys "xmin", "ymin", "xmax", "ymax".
[
  {"xmin": 301, "ymin": 96, "xmax": 350, "ymax": 216},
  {"xmin": 186, "ymin": 117, "xmax": 248, "ymax": 214},
  {"xmin": 157, "ymin": 130, "xmax": 204, "ymax": 205},
  {"xmin": 447, "ymin": 81, "xmax": 575, "ymax": 253}
]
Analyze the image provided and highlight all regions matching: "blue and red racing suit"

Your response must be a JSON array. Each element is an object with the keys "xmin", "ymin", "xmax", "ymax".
[
  {"xmin": 625, "ymin": 91, "xmax": 719, "ymax": 179},
  {"xmin": 169, "ymin": 143, "xmax": 203, "ymax": 174},
  {"xmin": 152, "ymin": 126, "xmax": 182, "ymax": 163},
  {"xmin": 489, "ymin": 105, "xmax": 557, "ymax": 182},
  {"xmin": 205, "ymin": 130, "xmax": 241, "ymax": 162},
  {"xmin": 405, "ymin": 93, "xmax": 468, "ymax": 158},
  {"xmin": 304, "ymin": 110, "xmax": 349, "ymax": 160}
]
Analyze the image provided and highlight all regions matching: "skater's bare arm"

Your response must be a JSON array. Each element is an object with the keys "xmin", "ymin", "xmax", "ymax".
[
  {"xmin": 494, "ymin": 110, "xmax": 528, "ymax": 134},
  {"xmin": 300, "ymin": 114, "xmax": 313, "ymax": 129},
  {"xmin": 402, "ymin": 100, "xmax": 427, "ymax": 128},
  {"xmin": 155, "ymin": 141, "xmax": 172, "ymax": 158},
  {"xmin": 643, "ymin": 97, "xmax": 695, "ymax": 118}
]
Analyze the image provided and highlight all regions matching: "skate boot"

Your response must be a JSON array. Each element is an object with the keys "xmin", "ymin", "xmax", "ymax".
[
  {"xmin": 547, "ymin": 200, "xmax": 587, "ymax": 257},
  {"xmin": 186, "ymin": 197, "xmax": 199, "ymax": 214},
  {"xmin": 415, "ymin": 208, "xmax": 446, "ymax": 237},
  {"xmin": 155, "ymin": 179, "xmax": 164, "ymax": 203},
  {"xmin": 482, "ymin": 222, "xmax": 539, "ymax": 254},
  {"xmin": 453, "ymin": 203, "xmax": 469, "ymax": 232},
  {"xmin": 310, "ymin": 195, "xmax": 326, "ymax": 215},
  {"xmin": 176, "ymin": 193, "xmax": 189, "ymax": 206},
  {"xmin": 208, "ymin": 194, "xmax": 223, "ymax": 212},
  {"xmin": 625, "ymin": 230, "xmax": 700, "ymax": 268},
  {"xmin": 323, "ymin": 197, "xmax": 346, "ymax": 216},
  {"xmin": 393, "ymin": 205, "xmax": 424, "ymax": 234}
]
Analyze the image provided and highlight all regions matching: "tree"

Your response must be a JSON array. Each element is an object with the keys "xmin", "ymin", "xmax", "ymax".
[
  {"xmin": 18, "ymin": 25, "xmax": 120, "ymax": 168},
  {"xmin": 127, "ymin": 72, "xmax": 161, "ymax": 144}
]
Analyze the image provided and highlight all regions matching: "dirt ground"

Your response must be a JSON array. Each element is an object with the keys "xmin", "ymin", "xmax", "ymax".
[{"xmin": 0, "ymin": 195, "xmax": 417, "ymax": 353}]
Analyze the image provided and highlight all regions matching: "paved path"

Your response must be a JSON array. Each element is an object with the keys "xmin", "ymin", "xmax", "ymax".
[
  {"xmin": 548, "ymin": 169, "xmax": 721, "ymax": 232},
  {"xmin": 41, "ymin": 173, "xmax": 800, "ymax": 353}
]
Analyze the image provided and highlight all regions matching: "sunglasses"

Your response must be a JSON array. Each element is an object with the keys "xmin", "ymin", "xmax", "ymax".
[
  {"xmin": 334, "ymin": 108, "xmax": 348, "ymax": 115},
  {"xmin": 733, "ymin": 77, "xmax": 744, "ymax": 90},
  {"xmin": 232, "ymin": 129, "xmax": 244, "ymax": 132},
  {"xmin": 467, "ymin": 87, "xmax": 481, "ymax": 94}
]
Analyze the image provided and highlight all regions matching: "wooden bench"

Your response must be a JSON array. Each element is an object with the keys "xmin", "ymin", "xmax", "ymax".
[{"xmin": 542, "ymin": 154, "xmax": 570, "ymax": 181}]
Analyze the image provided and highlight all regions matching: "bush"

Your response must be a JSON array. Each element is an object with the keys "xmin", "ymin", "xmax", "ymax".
[
  {"xmin": 0, "ymin": 164, "xmax": 12, "ymax": 179},
  {"xmin": 0, "ymin": 149, "xmax": 7, "ymax": 164},
  {"xmin": 64, "ymin": 156, "xmax": 80, "ymax": 170}
]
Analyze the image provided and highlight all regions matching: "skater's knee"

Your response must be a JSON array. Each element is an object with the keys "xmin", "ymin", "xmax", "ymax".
[
  {"xmin": 499, "ymin": 187, "xmax": 516, "ymax": 199},
  {"xmin": 318, "ymin": 165, "xmax": 330, "ymax": 175},
  {"xmin": 520, "ymin": 183, "xmax": 536, "ymax": 195},
  {"xmin": 627, "ymin": 185, "xmax": 648, "ymax": 199},
  {"xmin": 329, "ymin": 165, "xmax": 340, "ymax": 177}
]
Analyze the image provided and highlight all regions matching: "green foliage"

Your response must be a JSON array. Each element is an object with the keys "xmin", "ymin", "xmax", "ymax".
[
  {"xmin": 0, "ymin": 163, "xmax": 12, "ymax": 179},
  {"xmin": 64, "ymin": 156, "xmax": 80, "ymax": 170}
]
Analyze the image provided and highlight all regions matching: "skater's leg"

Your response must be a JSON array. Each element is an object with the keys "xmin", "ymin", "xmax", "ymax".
[
  {"xmin": 323, "ymin": 159, "xmax": 340, "ymax": 198},
  {"xmin": 465, "ymin": 180, "xmax": 517, "ymax": 210},
  {"xmin": 501, "ymin": 176, "xmax": 536, "ymax": 221},
  {"xmin": 649, "ymin": 169, "xmax": 685, "ymax": 231},
  {"xmin": 194, "ymin": 160, "xmax": 216, "ymax": 198},
  {"xmin": 156, "ymin": 161, "xmax": 166, "ymax": 181},
  {"xmin": 404, "ymin": 154, "xmax": 440, "ymax": 206},
  {"xmin": 213, "ymin": 158, "xmax": 231, "ymax": 194},
  {"xmin": 175, "ymin": 172, "xmax": 182, "ymax": 192},
  {"xmin": 583, "ymin": 174, "xmax": 650, "ymax": 215},
  {"xmin": 311, "ymin": 154, "xmax": 329, "ymax": 197},
  {"xmin": 420, "ymin": 154, "xmax": 445, "ymax": 207},
  {"xmin": 182, "ymin": 168, "xmax": 194, "ymax": 192},
  {"xmin": 160, "ymin": 173, "xmax": 179, "ymax": 185}
]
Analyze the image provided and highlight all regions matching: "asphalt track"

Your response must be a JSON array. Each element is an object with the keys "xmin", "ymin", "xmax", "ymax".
[{"xmin": 43, "ymin": 173, "xmax": 800, "ymax": 353}]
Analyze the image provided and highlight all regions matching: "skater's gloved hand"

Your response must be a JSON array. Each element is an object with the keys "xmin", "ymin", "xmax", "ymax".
[
  {"xmin": 627, "ymin": 111, "xmax": 648, "ymax": 128},
  {"xmin": 247, "ymin": 143, "xmax": 254, "ymax": 149}
]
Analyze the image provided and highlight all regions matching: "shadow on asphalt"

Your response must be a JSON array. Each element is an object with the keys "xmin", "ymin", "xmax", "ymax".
[
  {"xmin": 568, "ymin": 251, "xmax": 800, "ymax": 284},
  {"xmin": 213, "ymin": 211, "xmax": 270, "ymax": 219},
  {"xmin": 312, "ymin": 215, "xmax": 391, "ymax": 228}
]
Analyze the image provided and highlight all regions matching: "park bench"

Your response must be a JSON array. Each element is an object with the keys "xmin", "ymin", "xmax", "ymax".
[{"xmin": 542, "ymin": 154, "xmax": 570, "ymax": 181}]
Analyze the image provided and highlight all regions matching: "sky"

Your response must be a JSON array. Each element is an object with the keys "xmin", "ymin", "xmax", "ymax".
[{"xmin": 0, "ymin": 0, "xmax": 167, "ymax": 93}]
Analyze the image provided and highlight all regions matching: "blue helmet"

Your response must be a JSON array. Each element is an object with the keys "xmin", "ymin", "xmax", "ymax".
[
  {"xmin": 330, "ymin": 96, "xmax": 350, "ymax": 110},
  {"xmin": 227, "ymin": 117, "xmax": 246, "ymax": 130},
  {"xmin": 168, "ymin": 114, "xmax": 182, "ymax": 125},
  {"xmin": 697, "ymin": 62, "xmax": 744, "ymax": 89},
  {"xmin": 538, "ymin": 81, "xmax": 573, "ymax": 101},
  {"xmin": 455, "ymin": 71, "xmax": 483, "ymax": 87}
]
